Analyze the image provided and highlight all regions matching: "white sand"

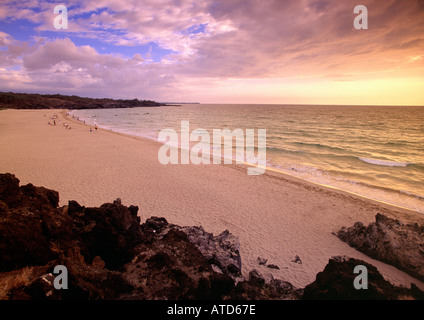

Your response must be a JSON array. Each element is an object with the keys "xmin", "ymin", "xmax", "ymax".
[{"xmin": 1, "ymin": 109, "xmax": 423, "ymax": 290}]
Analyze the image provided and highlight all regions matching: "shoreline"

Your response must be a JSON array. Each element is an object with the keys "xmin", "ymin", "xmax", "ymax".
[
  {"xmin": 66, "ymin": 109, "xmax": 423, "ymax": 219},
  {"xmin": 1, "ymin": 108, "xmax": 424, "ymax": 290}
]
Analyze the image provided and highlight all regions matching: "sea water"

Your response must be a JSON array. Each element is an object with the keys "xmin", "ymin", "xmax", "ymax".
[{"xmin": 70, "ymin": 104, "xmax": 424, "ymax": 213}]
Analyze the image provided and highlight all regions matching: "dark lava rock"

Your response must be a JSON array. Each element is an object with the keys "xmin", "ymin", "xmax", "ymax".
[
  {"xmin": 302, "ymin": 256, "xmax": 424, "ymax": 300},
  {"xmin": 139, "ymin": 216, "xmax": 243, "ymax": 279},
  {"xmin": 291, "ymin": 255, "xmax": 302, "ymax": 264},
  {"xmin": 121, "ymin": 226, "xmax": 235, "ymax": 300},
  {"xmin": 0, "ymin": 174, "xmax": 74, "ymax": 272},
  {"xmin": 68, "ymin": 198, "xmax": 142, "ymax": 270},
  {"xmin": 0, "ymin": 173, "xmax": 141, "ymax": 273},
  {"xmin": 0, "ymin": 173, "xmax": 242, "ymax": 300},
  {"xmin": 230, "ymin": 269, "xmax": 303, "ymax": 300},
  {"xmin": 164, "ymin": 224, "xmax": 243, "ymax": 280},
  {"xmin": 0, "ymin": 173, "xmax": 59, "ymax": 210},
  {"xmin": 337, "ymin": 214, "xmax": 424, "ymax": 282},
  {"xmin": 249, "ymin": 269, "xmax": 265, "ymax": 286}
]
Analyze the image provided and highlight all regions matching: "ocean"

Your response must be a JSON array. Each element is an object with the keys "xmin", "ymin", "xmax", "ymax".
[{"xmin": 70, "ymin": 104, "xmax": 424, "ymax": 213}]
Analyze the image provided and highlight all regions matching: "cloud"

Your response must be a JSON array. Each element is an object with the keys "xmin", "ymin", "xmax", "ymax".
[
  {"xmin": 6, "ymin": 37, "xmax": 177, "ymax": 100},
  {"xmin": 0, "ymin": 32, "xmax": 35, "ymax": 68},
  {"xmin": 183, "ymin": 0, "xmax": 424, "ymax": 79}
]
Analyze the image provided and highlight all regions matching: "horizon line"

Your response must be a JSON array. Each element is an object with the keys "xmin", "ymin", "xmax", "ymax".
[{"xmin": 2, "ymin": 91, "xmax": 423, "ymax": 108}]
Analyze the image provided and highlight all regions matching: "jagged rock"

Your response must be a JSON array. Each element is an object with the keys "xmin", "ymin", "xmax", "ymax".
[
  {"xmin": 123, "ymin": 227, "xmax": 234, "ymax": 300},
  {"xmin": 269, "ymin": 279, "xmax": 304, "ymax": 300},
  {"xmin": 170, "ymin": 225, "xmax": 242, "ymax": 279},
  {"xmin": 27, "ymin": 273, "xmax": 61, "ymax": 300},
  {"xmin": 257, "ymin": 257, "xmax": 285, "ymax": 270},
  {"xmin": 68, "ymin": 199, "xmax": 142, "ymax": 270},
  {"xmin": 0, "ymin": 174, "xmax": 242, "ymax": 300},
  {"xmin": 249, "ymin": 269, "xmax": 265, "ymax": 286},
  {"xmin": 337, "ymin": 214, "xmax": 424, "ymax": 282},
  {"xmin": 0, "ymin": 173, "xmax": 21, "ymax": 207},
  {"xmin": 59, "ymin": 246, "xmax": 133, "ymax": 299},
  {"xmin": 140, "ymin": 218, "xmax": 243, "ymax": 280},
  {"xmin": 3, "ymin": 263, "xmax": 58, "ymax": 300},
  {"xmin": 140, "ymin": 216, "xmax": 168, "ymax": 243},
  {"xmin": 0, "ymin": 174, "xmax": 74, "ymax": 272},
  {"xmin": 230, "ymin": 270, "xmax": 303, "ymax": 300},
  {"xmin": 0, "ymin": 173, "xmax": 59, "ymax": 210},
  {"xmin": 302, "ymin": 256, "xmax": 424, "ymax": 300},
  {"xmin": 291, "ymin": 255, "xmax": 302, "ymax": 264}
]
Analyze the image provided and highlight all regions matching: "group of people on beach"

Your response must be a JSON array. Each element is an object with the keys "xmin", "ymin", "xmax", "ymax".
[
  {"xmin": 47, "ymin": 114, "xmax": 72, "ymax": 130},
  {"xmin": 47, "ymin": 112, "xmax": 101, "ymax": 133},
  {"xmin": 66, "ymin": 112, "xmax": 98, "ymax": 133},
  {"xmin": 47, "ymin": 114, "xmax": 58, "ymax": 126}
]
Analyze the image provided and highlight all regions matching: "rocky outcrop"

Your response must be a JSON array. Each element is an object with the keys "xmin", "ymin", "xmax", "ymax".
[
  {"xmin": 122, "ymin": 224, "xmax": 236, "ymax": 300},
  {"xmin": 1, "ymin": 173, "xmax": 423, "ymax": 300},
  {"xmin": 0, "ymin": 173, "xmax": 142, "ymax": 274},
  {"xmin": 171, "ymin": 225, "xmax": 242, "ymax": 280},
  {"xmin": 0, "ymin": 173, "xmax": 72, "ymax": 272},
  {"xmin": 337, "ymin": 214, "xmax": 424, "ymax": 282},
  {"xmin": 123, "ymin": 217, "xmax": 302, "ymax": 300},
  {"xmin": 303, "ymin": 256, "xmax": 424, "ymax": 300},
  {"xmin": 66, "ymin": 198, "xmax": 142, "ymax": 270},
  {"xmin": 0, "ymin": 173, "xmax": 302, "ymax": 300},
  {"xmin": 229, "ymin": 270, "xmax": 303, "ymax": 300}
]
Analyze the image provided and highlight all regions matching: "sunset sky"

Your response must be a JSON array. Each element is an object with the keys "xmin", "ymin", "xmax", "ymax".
[{"xmin": 0, "ymin": 0, "xmax": 423, "ymax": 105}]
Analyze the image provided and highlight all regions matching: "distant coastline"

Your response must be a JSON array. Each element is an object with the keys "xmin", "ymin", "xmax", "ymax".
[{"xmin": 0, "ymin": 91, "xmax": 167, "ymax": 110}]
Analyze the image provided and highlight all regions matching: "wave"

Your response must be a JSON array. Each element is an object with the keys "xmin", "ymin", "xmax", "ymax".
[
  {"xmin": 278, "ymin": 163, "xmax": 424, "ymax": 211},
  {"xmin": 267, "ymin": 146, "xmax": 366, "ymax": 163},
  {"xmin": 345, "ymin": 179, "xmax": 424, "ymax": 203},
  {"xmin": 358, "ymin": 157, "xmax": 410, "ymax": 167},
  {"xmin": 291, "ymin": 141, "xmax": 348, "ymax": 152}
]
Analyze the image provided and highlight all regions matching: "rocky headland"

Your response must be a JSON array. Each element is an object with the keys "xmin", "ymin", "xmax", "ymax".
[
  {"xmin": 0, "ymin": 92, "xmax": 165, "ymax": 110},
  {"xmin": 0, "ymin": 173, "xmax": 423, "ymax": 300}
]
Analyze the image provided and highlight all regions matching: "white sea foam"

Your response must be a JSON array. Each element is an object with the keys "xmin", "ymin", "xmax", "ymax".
[{"xmin": 358, "ymin": 157, "xmax": 410, "ymax": 167}]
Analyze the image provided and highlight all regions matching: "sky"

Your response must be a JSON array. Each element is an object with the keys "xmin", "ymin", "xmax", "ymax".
[{"xmin": 0, "ymin": 0, "xmax": 423, "ymax": 105}]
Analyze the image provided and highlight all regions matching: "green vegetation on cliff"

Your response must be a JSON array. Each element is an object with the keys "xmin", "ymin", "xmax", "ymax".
[{"xmin": 0, "ymin": 92, "xmax": 165, "ymax": 109}]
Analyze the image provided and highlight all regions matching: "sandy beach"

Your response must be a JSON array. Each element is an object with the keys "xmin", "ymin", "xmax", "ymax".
[{"xmin": 1, "ymin": 108, "xmax": 423, "ymax": 290}]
